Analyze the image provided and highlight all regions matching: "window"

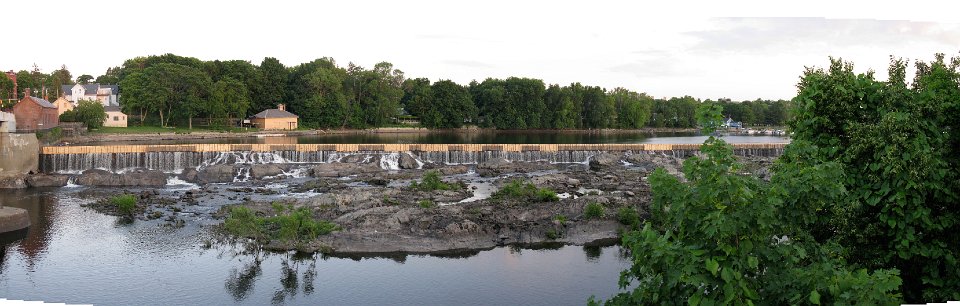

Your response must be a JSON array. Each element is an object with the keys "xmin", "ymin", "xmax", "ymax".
[{"xmin": 113, "ymin": 116, "xmax": 118, "ymax": 121}]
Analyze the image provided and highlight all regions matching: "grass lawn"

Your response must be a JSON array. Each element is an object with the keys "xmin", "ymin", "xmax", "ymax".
[{"xmin": 92, "ymin": 126, "xmax": 253, "ymax": 134}]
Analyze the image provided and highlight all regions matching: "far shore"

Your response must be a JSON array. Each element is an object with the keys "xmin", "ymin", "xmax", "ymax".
[{"xmin": 61, "ymin": 126, "xmax": 703, "ymax": 145}]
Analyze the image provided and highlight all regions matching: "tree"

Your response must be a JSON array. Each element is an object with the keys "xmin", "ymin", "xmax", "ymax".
[
  {"xmin": 596, "ymin": 103, "xmax": 902, "ymax": 305},
  {"xmin": 401, "ymin": 78, "xmax": 432, "ymax": 118},
  {"xmin": 118, "ymin": 71, "xmax": 160, "ymax": 126},
  {"xmin": 0, "ymin": 74, "xmax": 14, "ymax": 101},
  {"xmin": 790, "ymin": 55, "xmax": 960, "ymax": 302},
  {"xmin": 421, "ymin": 80, "xmax": 474, "ymax": 128},
  {"xmin": 610, "ymin": 87, "xmax": 653, "ymax": 129},
  {"xmin": 210, "ymin": 77, "xmax": 251, "ymax": 126},
  {"xmin": 73, "ymin": 99, "xmax": 107, "ymax": 129},
  {"xmin": 46, "ymin": 65, "xmax": 73, "ymax": 98},
  {"xmin": 76, "ymin": 74, "xmax": 94, "ymax": 84},
  {"xmin": 251, "ymin": 57, "xmax": 288, "ymax": 115},
  {"xmin": 95, "ymin": 67, "xmax": 121, "ymax": 84}
]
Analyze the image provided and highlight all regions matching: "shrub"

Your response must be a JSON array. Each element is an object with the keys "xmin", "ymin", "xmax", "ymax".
[
  {"xmin": 223, "ymin": 203, "xmax": 339, "ymax": 244},
  {"xmin": 111, "ymin": 194, "xmax": 137, "ymax": 215},
  {"xmin": 554, "ymin": 215, "xmax": 568, "ymax": 223},
  {"xmin": 493, "ymin": 179, "xmax": 559, "ymax": 203},
  {"xmin": 584, "ymin": 202, "xmax": 605, "ymax": 219},
  {"xmin": 410, "ymin": 170, "xmax": 458, "ymax": 191},
  {"xmin": 616, "ymin": 207, "xmax": 640, "ymax": 227},
  {"xmin": 546, "ymin": 229, "xmax": 560, "ymax": 240},
  {"xmin": 74, "ymin": 99, "xmax": 107, "ymax": 129},
  {"xmin": 418, "ymin": 200, "xmax": 436, "ymax": 209}
]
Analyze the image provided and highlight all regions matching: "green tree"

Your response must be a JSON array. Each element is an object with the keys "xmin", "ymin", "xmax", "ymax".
[
  {"xmin": 46, "ymin": 65, "xmax": 73, "ymax": 98},
  {"xmin": 73, "ymin": 99, "xmax": 107, "ymax": 129},
  {"xmin": 0, "ymin": 74, "xmax": 14, "ymax": 101},
  {"xmin": 790, "ymin": 55, "xmax": 960, "ymax": 302},
  {"xmin": 597, "ymin": 136, "xmax": 902, "ymax": 305},
  {"xmin": 118, "ymin": 71, "xmax": 160, "ymax": 125},
  {"xmin": 76, "ymin": 74, "xmax": 94, "ymax": 84},
  {"xmin": 421, "ymin": 80, "xmax": 474, "ymax": 128},
  {"xmin": 95, "ymin": 67, "xmax": 121, "ymax": 85},
  {"xmin": 610, "ymin": 87, "xmax": 653, "ymax": 129},
  {"xmin": 210, "ymin": 77, "xmax": 251, "ymax": 126},
  {"xmin": 401, "ymin": 78, "xmax": 432, "ymax": 118},
  {"xmin": 251, "ymin": 57, "xmax": 288, "ymax": 115}
]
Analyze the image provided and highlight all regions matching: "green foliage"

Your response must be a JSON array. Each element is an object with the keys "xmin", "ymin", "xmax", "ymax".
[
  {"xmin": 73, "ymin": 100, "xmax": 108, "ymax": 129},
  {"xmin": 553, "ymin": 215, "xmax": 567, "ymax": 223},
  {"xmin": 417, "ymin": 80, "xmax": 475, "ymax": 128},
  {"xmin": 545, "ymin": 229, "xmax": 560, "ymax": 240},
  {"xmin": 584, "ymin": 203, "xmax": 605, "ymax": 219},
  {"xmin": 417, "ymin": 200, "xmax": 436, "ymax": 209},
  {"xmin": 410, "ymin": 170, "xmax": 458, "ymax": 191},
  {"xmin": 224, "ymin": 204, "xmax": 339, "ymax": 244},
  {"xmin": 492, "ymin": 179, "xmax": 559, "ymax": 203},
  {"xmin": 616, "ymin": 207, "xmax": 640, "ymax": 227},
  {"xmin": 597, "ymin": 137, "xmax": 902, "ymax": 305},
  {"xmin": 789, "ymin": 55, "xmax": 960, "ymax": 302},
  {"xmin": 111, "ymin": 194, "xmax": 137, "ymax": 216},
  {"xmin": 695, "ymin": 101, "xmax": 724, "ymax": 134},
  {"xmin": 36, "ymin": 127, "xmax": 63, "ymax": 143}
]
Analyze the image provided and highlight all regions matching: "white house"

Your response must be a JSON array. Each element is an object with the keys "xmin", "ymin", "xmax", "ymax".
[{"xmin": 61, "ymin": 84, "xmax": 119, "ymax": 107}]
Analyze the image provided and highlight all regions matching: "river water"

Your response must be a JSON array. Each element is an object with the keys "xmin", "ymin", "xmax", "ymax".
[
  {"xmin": 0, "ymin": 187, "xmax": 629, "ymax": 305},
  {"xmin": 82, "ymin": 130, "xmax": 790, "ymax": 145}
]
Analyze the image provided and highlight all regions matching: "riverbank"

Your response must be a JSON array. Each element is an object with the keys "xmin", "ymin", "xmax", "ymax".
[{"xmin": 62, "ymin": 127, "xmax": 701, "ymax": 145}]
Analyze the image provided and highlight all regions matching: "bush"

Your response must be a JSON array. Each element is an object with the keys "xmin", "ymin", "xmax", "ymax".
[
  {"xmin": 73, "ymin": 99, "xmax": 108, "ymax": 129},
  {"xmin": 554, "ymin": 215, "xmax": 568, "ymax": 223},
  {"xmin": 546, "ymin": 229, "xmax": 560, "ymax": 240},
  {"xmin": 111, "ymin": 194, "xmax": 137, "ymax": 215},
  {"xmin": 410, "ymin": 170, "xmax": 458, "ymax": 191},
  {"xmin": 223, "ymin": 203, "xmax": 339, "ymax": 244},
  {"xmin": 418, "ymin": 200, "xmax": 436, "ymax": 209},
  {"xmin": 493, "ymin": 179, "xmax": 559, "ymax": 203},
  {"xmin": 584, "ymin": 202, "xmax": 605, "ymax": 219},
  {"xmin": 616, "ymin": 207, "xmax": 640, "ymax": 227}
]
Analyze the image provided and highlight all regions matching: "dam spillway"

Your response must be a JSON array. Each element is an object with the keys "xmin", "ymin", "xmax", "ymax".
[{"xmin": 39, "ymin": 143, "xmax": 788, "ymax": 174}]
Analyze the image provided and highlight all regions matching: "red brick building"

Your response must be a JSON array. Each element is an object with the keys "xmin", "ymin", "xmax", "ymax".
[
  {"xmin": 13, "ymin": 91, "xmax": 59, "ymax": 131},
  {"xmin": 3, "ymin": 71, "xmax": 16, "ymax": 101}
]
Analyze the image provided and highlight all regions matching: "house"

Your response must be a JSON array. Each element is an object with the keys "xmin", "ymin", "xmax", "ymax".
[
  {"xmin": 722, "ymin": 117, "xmax": 742, "ymax": 129},
  {"xmin": 103, "ymin": 105, "xmax": 127, "ymax": 127},
  {"xmin": 250, "ymin": 104, "xmax": 298, "ymax": 130},
  {"xmin": 61, "ymin": 83, "xmax": 119, "ymax": 106},
  {"xmin": 12, "ymin": 91, "xmax": 59, "ymax": 131},
  {"xmin": 53, "ymin": 97, "xmax": 74, "ymax": 116}
]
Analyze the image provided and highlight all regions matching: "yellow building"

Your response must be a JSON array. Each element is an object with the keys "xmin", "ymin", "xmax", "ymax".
[
  {"xmin": 53, "ymin": 97, "xmax": 74, "ymax": 117},
  {"xmin": 103, "ymin": 105, "xmax": 128, "ymax": 127},
  {"xmin": 250, "ymin": 104, "xmax": 298, "ymax": 130}
]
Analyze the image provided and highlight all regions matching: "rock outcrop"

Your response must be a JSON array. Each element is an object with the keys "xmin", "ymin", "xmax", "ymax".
[
  {"xmin": 25, "ymin": 174, "xmax": 70, "ymax": 187},
  {"xmin": 76, "ymin": 169, "xmax": 167, "ymax": 187},
  {"xmin": 197, "ymin": 165, "xmax": 238, "ymax": 184}
]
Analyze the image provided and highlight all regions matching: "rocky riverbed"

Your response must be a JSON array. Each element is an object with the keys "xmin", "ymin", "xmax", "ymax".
[{"xmin": 6, "ymin": 151, "xmax": 775, "ymax": 254}]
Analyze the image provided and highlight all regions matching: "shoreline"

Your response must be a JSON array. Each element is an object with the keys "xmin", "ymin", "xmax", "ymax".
[{"xmin": 61, "ymin": 127, "xmax": 702, "ymax": 145}]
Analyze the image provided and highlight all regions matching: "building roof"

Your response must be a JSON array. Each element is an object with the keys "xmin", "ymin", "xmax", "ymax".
[
  {"xmin": 24, "ymin": 96, "xmax": 57, "ymax": 109},
  {"xmin": 252, "ymin": 108, "xmax": 299, "ymax": 119},
  {"xmin": 104, "ymin": 105, "xmax": 123, "ymax": 113},
  {"xmin": 62, "ymin": 84, "xmax": 118, "ymax": 97}
]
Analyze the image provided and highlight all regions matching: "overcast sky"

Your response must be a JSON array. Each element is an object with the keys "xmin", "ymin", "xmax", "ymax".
[{"xmin": 4, "ymin": 0, "xmax": 958, "ymax": 100}]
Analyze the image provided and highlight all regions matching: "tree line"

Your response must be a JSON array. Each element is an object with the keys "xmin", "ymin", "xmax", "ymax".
[{"xmin": 4, "ymin": 54, "xmax": 791, "ymax": 129}]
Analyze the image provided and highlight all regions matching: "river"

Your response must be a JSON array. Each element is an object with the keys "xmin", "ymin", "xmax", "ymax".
[
  {"xmin": 81, "ymin": 130, "xmax": 789, "ymax": 145},
  {"xmin": 0, "ymin": 187, "xmax": 629, "ymax": 305}
]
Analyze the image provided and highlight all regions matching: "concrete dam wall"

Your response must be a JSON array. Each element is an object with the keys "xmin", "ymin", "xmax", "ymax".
[{"xmin": 40, "ymin": 143, "xmax": 787, "ymax": 174}]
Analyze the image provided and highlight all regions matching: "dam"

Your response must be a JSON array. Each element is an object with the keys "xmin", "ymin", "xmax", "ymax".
[{"xmin": 39, "ymin": 143, "xmax": 787, "ymax": 174}]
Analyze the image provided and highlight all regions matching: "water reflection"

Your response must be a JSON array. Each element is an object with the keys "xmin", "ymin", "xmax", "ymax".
[{"xmin": 1, "ymin": 189, "xmax": 58, "ymax": 270}]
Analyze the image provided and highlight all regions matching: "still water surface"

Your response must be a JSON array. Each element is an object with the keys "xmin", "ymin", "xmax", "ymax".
[
  {"xmin": 0, "ymin": 188, "xmax": 629, "ymax": 305},
  {"xmin": 87, "ymin": 130, "xmax": 789, "ymax": 145}
]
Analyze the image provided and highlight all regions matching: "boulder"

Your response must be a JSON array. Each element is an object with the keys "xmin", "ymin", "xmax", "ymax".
[
  {"xmin": 399, "ymin": 153, "xmax": 419, "ymax": 169},
  {"xmin": 250, "ymin": 164, "xmax": 285, "ymax": 179},
  {"xmin": 180, "ymin": 168, "xmax": 199, "ymax": 183},
  {"xmin": 589, "ymin": 153, "xmax": 621, "ymax": 171},
  {"xmin": 438, "ymin": 165, "xmax": 469, "ymax": 175},
  {"xmin": 25, "ymin": 174, "xmax": 70, "ymax": 187},
  {"xmin": 309, "ymin": 162, "xmax": 381, "ymax": 178},
  {"xmin": 197, "ymin": 165, "xmax": 238, "ymax": 184},
  {"xmin": 0, "ymin": 175, "xmax": 27, "ymax": 189},
  {"xmin": 76, "ymin": 168, "xmax": 167, "ymax": 187},
  {"xmin": 476, "ymin": 158, "xmax": 512, "ymax": 177}
]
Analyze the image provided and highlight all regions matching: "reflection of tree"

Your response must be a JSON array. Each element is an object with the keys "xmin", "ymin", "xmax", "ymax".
[
  {"xmin": 225, "ymin": 258, "xmax": 262, "ymax": 302},
  {"xmin": 271, "ymin": 252, "xmax": 318, "ymax": 305},
  {"xmin": 583, "ymin": 245, "xmax": 602, "ymax": 261}
]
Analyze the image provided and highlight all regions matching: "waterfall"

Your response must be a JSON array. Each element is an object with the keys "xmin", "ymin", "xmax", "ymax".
[{"xmin": 380, "ymin": 152, "xmax": 400, "ymax": 170}]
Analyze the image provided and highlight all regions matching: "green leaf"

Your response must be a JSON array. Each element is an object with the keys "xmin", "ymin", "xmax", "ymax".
[
  {"xmin": 748, "ymin": 256, "xmax": 759, "ymax": 269},
  {"xmin": 706, "ymin": 259, "xmax": 719, "ymax": 276},
  {"xmin": 688, "ymin": 293, "xmax": 703, "ymax": 306},
  {"xmin": 809, "ymin": 290, "xmax": 821, "ymax": 305}
]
